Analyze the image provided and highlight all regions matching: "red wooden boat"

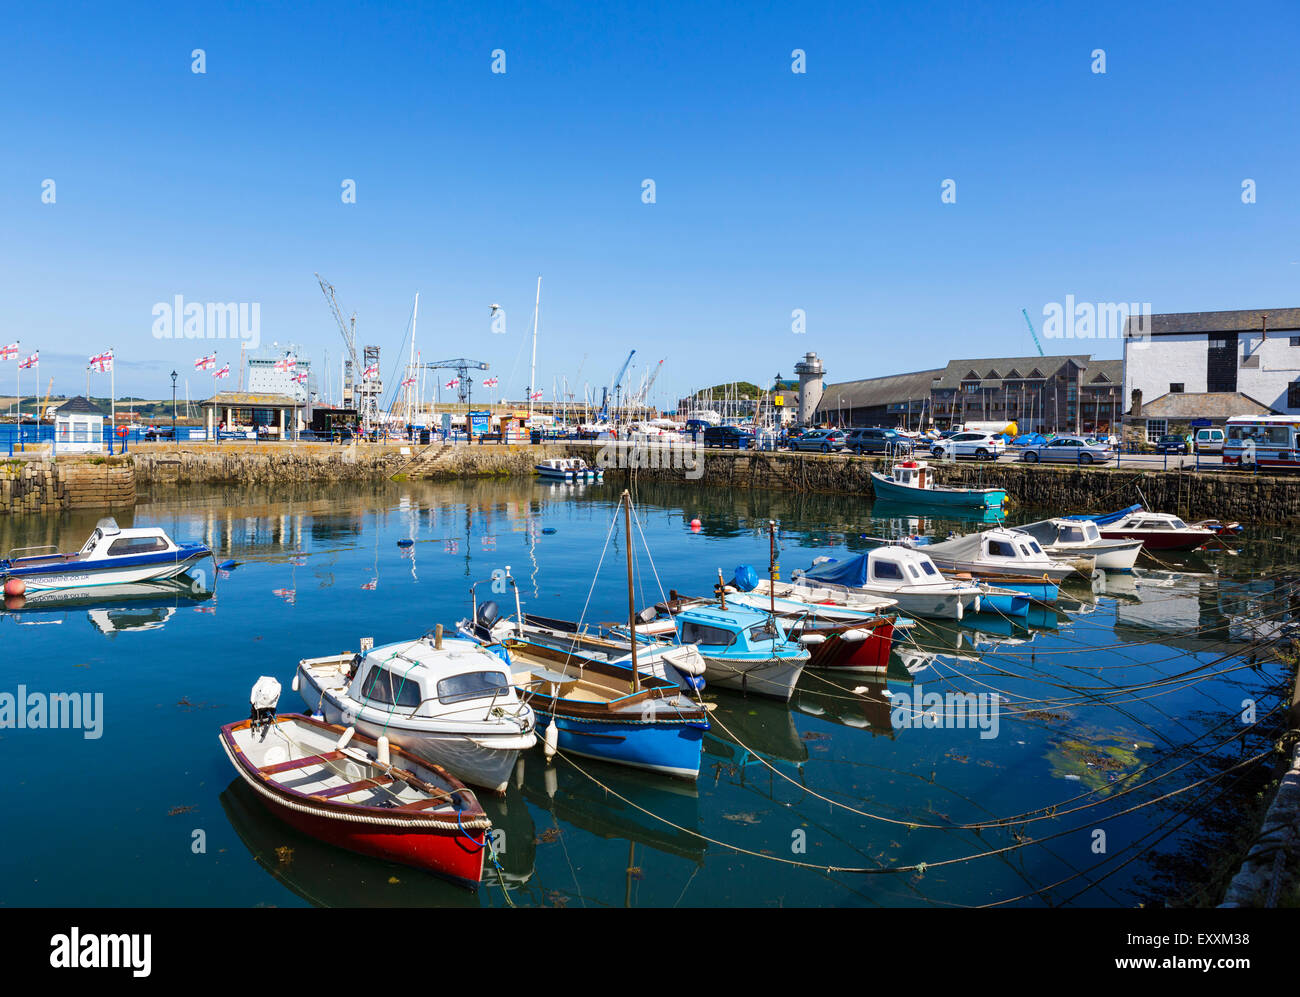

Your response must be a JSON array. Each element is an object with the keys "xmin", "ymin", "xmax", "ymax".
[{"xmin": 219, "ymin": 710, "xmax": 490, "ymax": 889}]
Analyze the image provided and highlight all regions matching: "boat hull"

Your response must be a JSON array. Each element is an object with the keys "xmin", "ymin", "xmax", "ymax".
[
  {"xmin": 256, "ymin": 793, "xmax": 485, "ymax": 887},
  {"xmin": 870, "ymin": 472, "xmax": 1006, "ymax": 509},
  {"xmin": 535, "ymin": 710, "xmax": 707, "ymax": 779},
  {"xmin": 978, "ymin": 590, "xmax": 1031, "ymax": 617},
  {"xmin": 1098, "ymin": 530, "xmax": 1210, "ymax": 553},
  {"xmin": 797, "ymin": 619, "xmax": 895, "ymax": 671},
  {"xmin": 4, "ymin": 549, "xmax": 212, "ymax": 592},
  {"xmin": 698, "ymin": 654, "xmax": 806, "ymax": 700}
]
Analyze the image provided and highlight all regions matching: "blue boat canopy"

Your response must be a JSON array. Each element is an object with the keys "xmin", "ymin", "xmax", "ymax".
[
  {"xmin": 1062, "ymin": 503, "xmax": 1142, "ymax": 526},
  {"xmin": 800, "ymin": 554, "xmax": 870, "ymax": 587}
]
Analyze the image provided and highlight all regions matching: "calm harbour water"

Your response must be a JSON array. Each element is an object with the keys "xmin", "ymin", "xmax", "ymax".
[{"xmin": 0, "ymin": 478, "xmax": 1292, "ymax": 908}]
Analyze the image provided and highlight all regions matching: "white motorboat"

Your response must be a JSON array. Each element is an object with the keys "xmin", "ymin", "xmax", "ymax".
[
  {"xmin": 534, "ymin": 457, "xmax": 603, "ymax": 481},
  {"xmin": 905, "ymin": 527, "xmax": 1090, "ymax": 584},
  {"xmin": 1012, "ymin": 518, "xmax": 1144, "ymax": 572},
  {"xmin": 796, "ymin": 548, "xmax": 987, "ymax": 620},
  {"xmin": 0, "ymin": 518, "xmax": 213, "ymax": 593},
  {"xmin": 296, "ymin": 631, "xmax": 537, "ymax": 793}
]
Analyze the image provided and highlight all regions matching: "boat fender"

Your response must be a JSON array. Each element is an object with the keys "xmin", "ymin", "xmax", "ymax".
[
  {"xmin": 543, "ymin": 720, "xmax": 559, "ymax": 761},
  {"xmin": 841, "ymin": 629, "xmax": 867, "ymax": 642},
  {"xmin": 973, "ymin": 594, "xmax": 981, "ymax": 614},
  {"xmin": 683, "ymin": 673, "xmax": 706, "ymax": 692},
  {"xmin": 800, "ymin": 634, "xmax": 826, "ymax": 645},
  {"xmin": 542, "ymin": 527, "xmax": 557, "ymax": 535},
  {"xmin": 397, "ymin": 538, "xmax": 414, "ymax": 548},
  {"xmin": 335, "ymin": 726, "xmax": 356, "ymax": 751},
  {"xmin": 956, "ymin": 599, "xmax": 963, "ymax": 621},
  {"xmin": 291, "ymin": 673, "xmax": 299, "ymax": 693},
  {"xmin": 3, "ymin": 577, "xmax": 25, "ymax": 597},
  {"xmin": 217, "ymin": 560, "xmax": 237, "ymax": 571},
  {"xmin": 377, "ymin": 735, "xmax": 390, "ymax": 767}
]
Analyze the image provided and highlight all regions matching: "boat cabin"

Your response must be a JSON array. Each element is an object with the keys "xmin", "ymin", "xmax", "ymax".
[
  {"xmin": 1018, "ymin": 518, "xmax": 1104, "ymax": 548},
  {"xmin": 1109, "ymin": 512, "xmax": 1195, "ymax": 532},
  {"xmin": 675, "ymin": 605, "xmax": 801, "ymax": 656},
  {"xmin": 864, "ymin": 547, "xmax": 945, "ymax": 585},
  {"xmin": 886, "ymin": 460, "xmax": 931, "ymax": 489},
  {"xmin": 347, "ymin": 638, "xmax": 516, "ymax": 717}
]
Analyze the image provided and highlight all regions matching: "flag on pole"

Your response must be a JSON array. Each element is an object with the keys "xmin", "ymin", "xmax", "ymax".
[
  {"xmin": 89, "ymin": 350, "xmax": 113, "ymax": 372},
  {"xmin": 213, "ymin": 364, "xmax": 231, "ymax": 379},
  {"xmin": 0, "ymin": 344, "xmax": 18, "ymax": 362},
  {"xmin": 483, "ymin": 376, "xmax": 499, "ymax": 388},
  {"xmin": 445, "ymin": 378, "xmax": 460, "ymax": 390},
  {"xmin": 292, "ymin": 371, "xmax": 308, "ymax": 384},
  {"xmin": 401, "ymin": 376, "xmax": 416, "ymax": 388},
  {"xmin": 530, "ymin": 390, "xmax": 544, "ymax": 400},
  {"xmin": 194, "ymin": 353, "xmax": 217, "ymax": 371},
  {"xmin": 18, "ymin": 352, "xmax": 38, "ymax": 369},
  {"xmin": 274, "ymin": 355, "xmax": 297, "ymax": 372},
  {"xmin": 363, "ymin": 363, "xmax": 379, "ymax": 380}
]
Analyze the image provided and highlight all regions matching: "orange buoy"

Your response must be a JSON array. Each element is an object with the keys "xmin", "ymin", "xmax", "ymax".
[{"xmin": 3, "ymin": 577, "xmax": 25, "ymax": 597}]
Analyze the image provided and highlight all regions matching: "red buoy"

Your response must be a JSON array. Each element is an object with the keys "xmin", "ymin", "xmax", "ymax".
[{"xmin": 3, "ymin": 577, "xmax": 25, "ymax": 598}]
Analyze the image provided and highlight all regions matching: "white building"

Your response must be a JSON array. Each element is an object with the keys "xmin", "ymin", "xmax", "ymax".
[
  {"xmin": 53, "ymin": 396, "xmax": 107, "ymax": 454},
  {"xmin": 1123, "ymin": 308, "xmax": 1300, "ymax": 437}
]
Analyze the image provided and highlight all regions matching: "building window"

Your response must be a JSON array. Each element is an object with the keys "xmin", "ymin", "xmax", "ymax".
[
  {"xmin": 1290, "ymin": 336, "xmax": 1300, "ymax": 347},
  {"xmin": 1146, "ymin": 419, "xmax": 1167, "ymax": 441},
  {"xmin": 1169, "ymin": 383, "xmax": 1184, "ymax": 393},
  {"xmin": 963, "ymin": 383, "xmax": 979, "ymax": 394},
  {"xmin": 1208, "ymin": 338, "xmax": 1227, "ymax": 349},
  {"xmin": 1289, "ymin": 382, "xmax": 1300, "ymax": 408}
]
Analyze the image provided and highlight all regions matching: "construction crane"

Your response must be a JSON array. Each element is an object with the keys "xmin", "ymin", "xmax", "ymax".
[
  {"xmin": 1021, "ymin": 308, "xmax": 1045, "ymax": 357},
  {"xmin": 631, "ymin": 357, "xmax": 665, "ymax": 412},
  {"xmin": 316, "ymin": 273, "xmax": 375, "ymax": 431},
  {"xmin": 601, "ymin": 350, "xmax": 636, "ymax": 425},
  {"xmin": 423, "ymin": 358, "xmax": 489, "ymax": 409}
]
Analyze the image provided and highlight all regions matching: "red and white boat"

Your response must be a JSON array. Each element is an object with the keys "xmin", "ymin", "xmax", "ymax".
[
  {"xmin": 220, "ymin": 680, "xmax": 491, "ymax": 888},
  {"xmin": 1097, "ymin": 510, "xmax": 1216, "ymax": 552}
]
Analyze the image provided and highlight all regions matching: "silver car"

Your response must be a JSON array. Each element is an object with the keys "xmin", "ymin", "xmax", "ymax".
[{"xmin": 1020, "ymin": 435, "xmax": 1113, "ymax": 465}]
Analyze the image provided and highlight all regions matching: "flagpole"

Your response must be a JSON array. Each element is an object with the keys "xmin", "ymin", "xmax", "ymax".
[
  {"xmin": 110, "ymin": 349, "xmax": 115, "ymax": 450},
  {"xmin": 15, "ymin": 341, "xmax": 20, "ymax": 446}
]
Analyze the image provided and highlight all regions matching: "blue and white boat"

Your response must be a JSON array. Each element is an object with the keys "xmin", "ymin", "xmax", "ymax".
[
  {"xmin": 0, "ymin": 518, "xmax": 212, "ymax": 593},
  {"xmin": 534, "ymin": 457, "xmax": 603, "ymax": 481},
  {"xmin": 674, "ymin": 604, "xmax": 809, "ymax": 700}
]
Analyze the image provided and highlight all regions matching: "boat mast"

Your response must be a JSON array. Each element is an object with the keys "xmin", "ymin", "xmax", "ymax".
[
  {"xmin": 623, "ymin": 490, "xmax": 640, "ymax": 693},
  {"xmin": 769, "ymin": 519, "xmax": 777, "ymax": 618},
  {"xmin": 528, "ymin": 276, "xmax": 541, "ymax": 426},
  {"xmin": 409, "ymin": 292, "xmax": 419, "ymax": 425}
]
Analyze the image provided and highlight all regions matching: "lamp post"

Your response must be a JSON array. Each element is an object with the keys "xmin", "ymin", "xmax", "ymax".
[{"xmin": 171, "ymin": 370, "xmax": 177, "ymax": 441}]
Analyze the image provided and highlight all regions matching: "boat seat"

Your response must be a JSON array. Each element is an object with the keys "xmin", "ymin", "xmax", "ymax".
[
  {"xmin": 396, "ymin": 795, "xmax": 454, "ymax": 811},
  {"xmin": 258, "ymin": 750, "xmax": 345, "ymax": 775},
  {"xmin": 315, "ymin": 774, "xmax": 396, "ymax": 799}
]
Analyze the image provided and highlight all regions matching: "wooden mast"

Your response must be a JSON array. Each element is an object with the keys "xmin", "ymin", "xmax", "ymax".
[{"xmin": 623, "ymin": 490, "xmax": 640, "ymax": 692}]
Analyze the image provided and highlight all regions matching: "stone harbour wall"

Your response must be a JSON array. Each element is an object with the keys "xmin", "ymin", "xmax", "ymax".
[{"xmin": 0, "ymin": 456, "xmax": 136, "ymax": 515}]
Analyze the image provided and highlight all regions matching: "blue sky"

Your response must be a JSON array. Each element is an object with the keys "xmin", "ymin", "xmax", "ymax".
[{"xmin": 2, "ymin": 0, "xmax": 1297, "ymax": 407}]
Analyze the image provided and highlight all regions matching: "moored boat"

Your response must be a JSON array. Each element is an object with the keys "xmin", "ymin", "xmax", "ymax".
[
  {"xmin": 1067, "ymin": 508, "xmax": 1216, "ymax": 552},
  {"xmin": 534, "ymin": 457, "xmax": 603, "ymax": 481},
  {"xmin": 1012, "ymin": 517, "xmax": 1144, "ymax": 571},
  {"xmin": 296, "ymin": 631, "xmax": 537, "ymax": 793},
  {"xmin": 674, "ymin": 604, "xmax": 809, "ymax": 700},
  {"xmin": 0, "ymin": 518, "xmax": 212, "ymax": 592},
  {"xmin": 796, "ymin": 548, "xmax": 989, "ymax": 620},
  {"xmin": 869, "ymin": 459, "xmax": 1007, "ymax": 510},
  {"xmin": 220, "ymin": 683, "xmax": 491, "ymax": 888},
  {"xmin": 904, "ymin": 527, "xmax": 1088, "ymax": 588}
]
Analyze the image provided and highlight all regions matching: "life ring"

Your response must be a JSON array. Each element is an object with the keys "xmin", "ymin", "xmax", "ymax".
[{"xmin": 115, "ymin": 425, "xmax": 129, "ymax": 438}]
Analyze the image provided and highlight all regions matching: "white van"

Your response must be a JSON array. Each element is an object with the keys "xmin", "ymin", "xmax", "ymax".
[{"xmin": 1193, "ymin": 427, "xmax": 1225, "ymax": 455}]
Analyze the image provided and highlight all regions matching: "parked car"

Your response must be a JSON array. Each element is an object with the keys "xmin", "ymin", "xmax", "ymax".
[
  {"xmin": 844, "ymin": 427, "xmax": 914, "ymax": 455},
  {"xmin": 1153, "ymin": 433, "xmax": 1190, "ymax": 455},
  {"xmin": 1193, "ymin": 427, "xmax": 1225, "ymax": 455},
  {"xmin": 932, "ymin": 431, "xmax": 1005, "ymax": 461},
  {"xmin": 1019, "ymin": 435, "xmax": 1114, "ymax": 465},
  {"xmin": 791, "ymin": 429, "xmax": 848, "ymax": 453},
  {"xmin": 703, "ymin": 425, "xmax": 755, "ymax": 449}
]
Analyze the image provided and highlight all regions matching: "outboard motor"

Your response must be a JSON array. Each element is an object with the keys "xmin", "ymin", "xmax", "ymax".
[
  {"xmin": 475, "ymin": 600, "xmax": 501, "ymax": 639},
  {"xmin": 249, "ymin": 676, "xmax": 282, "ymax": 740}
]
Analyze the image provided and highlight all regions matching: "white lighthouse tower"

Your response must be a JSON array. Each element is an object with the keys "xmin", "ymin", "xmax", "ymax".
[{"xmin": 794, "ymin": 352, "xmax": 824, "ymax": 427}]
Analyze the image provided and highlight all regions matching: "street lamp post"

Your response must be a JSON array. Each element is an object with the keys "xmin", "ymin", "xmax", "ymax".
[{"xmin": 171, "ymin": 370, "xmax": 177, "ymax": 442}]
